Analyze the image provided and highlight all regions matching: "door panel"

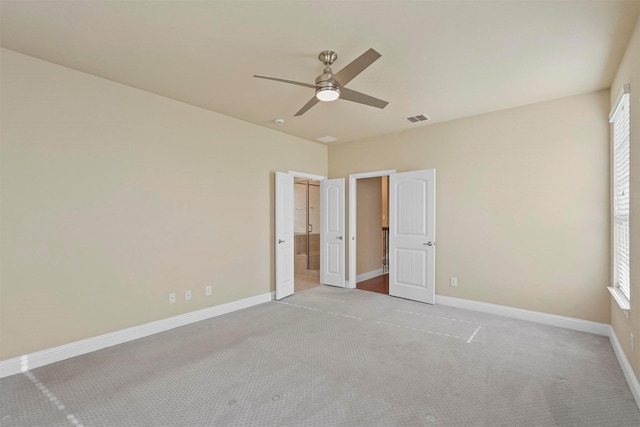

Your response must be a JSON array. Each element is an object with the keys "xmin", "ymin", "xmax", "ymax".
[
  {"xmin": 275, "ymin": 172, "xmax": 295, "ymax": 300},
  {"xmin": 327, "ymin": 242, "xmax": 341, "ymax": 275},
  {"xmin": 321, "ymin": 178, "xmax": 345, "ymax": 287},
  {"xmin": 389, "ymin": 169, "xmax": 435, "ymax": 304}
]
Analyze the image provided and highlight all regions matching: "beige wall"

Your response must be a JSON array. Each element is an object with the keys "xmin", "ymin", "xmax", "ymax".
[
  {"xmin": 0, "ymin": 49, "xmax": 327, "ymax": 360},
  {"xmin": 356, "ymin": 177, "xmax": 383, "ymax": 277},
  {"xmin": 609, "ymin": 16, "xmax": 640, "ymax": 380},
  {"xmin": 330, "ymin": 90, "xmax": 611, "ymax": 324},
  {"xmin": 381, "ymin": 176, "xmax": 389, "ymax": 228}
]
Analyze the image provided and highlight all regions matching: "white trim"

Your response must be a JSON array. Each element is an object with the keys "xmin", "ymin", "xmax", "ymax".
[
  {"xmin": 608, "ymin": 286, "xmax": 631, "ymax": 312},
  {"xmin": 435, "ymin": 295, "xmax": 610, "ymax": 336},
  {"xmin": 287, "ymin": 171, "xmax": 326, "ymax": 181},
  {"xmin": 349, "ymin": 170, "xmax": 396, "ymax": 180},
  {"xmin": 610, "ymin": 88, "xmax": 631, "ymax": 301},
  {"xmin": 0, "ymin": 292, "xmax": 272, "ymax": 379},
  {"xmin": 356, "ymin": 268, "xmax": 385, "ymax": 283},
  {"xmin": 609, "ymin": 83, "xmax": 630, "ymax": 122},
  {"xmin": 348, "ymin": 169, "xmax": 396, "ymax": 288},
  {"xmin": 610, "ymin": 326, "xmax": 640, "ymax": 410}
]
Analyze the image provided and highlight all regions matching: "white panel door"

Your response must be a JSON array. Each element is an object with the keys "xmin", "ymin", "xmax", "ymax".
[
  {"xmin": 389, "ymin": 169, "xmax": 436, "ymax": 304},
  {"xmin": 320, "ymin": 178, "xmax": 345, "ymax": 287},
  {"xmin": 275, "ymin": 172, "xmax": 295, "ymax": 300}
]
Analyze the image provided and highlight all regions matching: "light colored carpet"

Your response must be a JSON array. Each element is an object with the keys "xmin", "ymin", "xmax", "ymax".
[{"xmin": 1, "ymin": 285, "xmax": 638, "ymax": 426}]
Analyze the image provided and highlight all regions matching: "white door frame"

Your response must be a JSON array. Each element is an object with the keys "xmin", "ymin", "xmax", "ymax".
[
  {"xmin": 348, "ymin": 169, "xmax": 396, "ymax": 288},
  {"xmin": 288, "ymin": 171, "xmax": 327, "ymax": 182}
]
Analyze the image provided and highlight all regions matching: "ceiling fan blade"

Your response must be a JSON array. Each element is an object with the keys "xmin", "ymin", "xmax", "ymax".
[
  {"xmin": 294, "ymin": 96, "xmax": 320, "ymax": 116},
  {"xmin": 333, "ymin": 48, "xmax": 381, "ymax": 87},
  {"xmin": 253, "ymin": 74, "xmax": 317, "ymax": 89},
  {"xmin": 339, "ymin": 87, "xmax": 388, "ymax": 109}
]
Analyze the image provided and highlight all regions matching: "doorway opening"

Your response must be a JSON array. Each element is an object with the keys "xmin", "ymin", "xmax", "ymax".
[
  {"xmin": 354, "ymin": 176, "xmax": 390, "ymax": 295},
  {"xmin": 348, "ymin": 169, "xmax": 395, "ymax": 292},
  {"xmin": 279, "ymin": 169, "xmax": 433, "ymax": 303},
  {"xmin": 276, "ymin": 170, "xmax": 342, "ymax": 301},
  {"xmin": 294, "ymin": 178, "xmax": 320, "ymax": 292},
  {"xmin": 349, "ymin": 168, "xmax": 435, "ymax": 304}
]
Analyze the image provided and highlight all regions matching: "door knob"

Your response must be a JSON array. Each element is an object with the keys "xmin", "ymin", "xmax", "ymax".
[
  {"xmin": 336, "ymin": 236, "xmax": 343, "ymax": 240},
  {"xmin": 423, "ymin": 241, "xmax": 434, "ymax": 246},
  {"xmin": 278, "ymin": 239, "xmax": 285, "ymax": 244}
]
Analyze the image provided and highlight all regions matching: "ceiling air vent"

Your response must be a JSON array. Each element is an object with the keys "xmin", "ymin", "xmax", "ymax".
[
  {"xmin": 404, "ymin": 114, "xmax": 430, "ymax": 124},
  {"xmin": 316, "ymin": 135, "xmax": 338, "ymax": 143}
]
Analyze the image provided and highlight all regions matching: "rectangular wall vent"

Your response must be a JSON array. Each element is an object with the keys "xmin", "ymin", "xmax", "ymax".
[{"xmin": 404, "ymin": 114, "xmax": 430, "ymax": 124}]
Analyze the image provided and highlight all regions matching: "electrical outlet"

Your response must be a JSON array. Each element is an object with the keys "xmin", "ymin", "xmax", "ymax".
[
  {"xmin": 205, "ymin": 286, "xmax": 212, "ymax": 296},
  {"xmin": 169, "ymin": 293, "xmax": 176, "ymax": 304},
  {"xmin": 185, "ymin": 290, "xmax": 191, "ymax": 301},
  {"xmin": 631, "ymin": 333, "xmax": 634, "ymax": 352},
  {"xmin": 450, "ymin": 276, "xmax": 458, "ymax": 287}
]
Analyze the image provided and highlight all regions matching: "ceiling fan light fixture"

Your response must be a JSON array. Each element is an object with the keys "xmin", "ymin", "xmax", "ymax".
[{"xmin": 316, "ymin": 87, "xmax": 340, "ymax": 102}]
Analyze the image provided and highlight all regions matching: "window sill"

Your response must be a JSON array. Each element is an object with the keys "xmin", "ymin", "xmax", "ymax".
[{"xmin": 608, "ymin": 287, "xmax": 631, "ymax": 314}]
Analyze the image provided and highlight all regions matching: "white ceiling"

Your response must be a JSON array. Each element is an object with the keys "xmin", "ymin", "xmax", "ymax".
[{"xmin": 2, "ymin": 1, "xmax": 639, "ymax": 144}]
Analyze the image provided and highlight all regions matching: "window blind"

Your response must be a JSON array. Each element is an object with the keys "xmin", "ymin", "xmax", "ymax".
[{"xmin": 611, "ymin": 87, "xmax": 630, "ymax": 300}]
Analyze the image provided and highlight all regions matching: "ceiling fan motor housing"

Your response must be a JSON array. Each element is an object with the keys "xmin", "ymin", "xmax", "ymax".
[{"xmin": 315, "ymin": 76, "xmax": 340, "ymax": 101}]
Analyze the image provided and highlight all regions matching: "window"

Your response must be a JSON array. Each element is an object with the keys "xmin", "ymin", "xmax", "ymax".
[{"xmin": 610, "ymin": 84, "xmax": 630, "ymax": 307}]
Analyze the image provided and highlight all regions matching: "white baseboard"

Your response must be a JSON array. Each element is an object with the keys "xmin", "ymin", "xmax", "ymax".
[
  {"xmin": 0, "ymin": 292, "xmax": 272, "ymax": 379},
  {"xmin": 435, "ymin": 295, "xmax": 610, "ymax": 336},
  {"xmin": 435, "ymin": 295, "xmax": 640, "ymax": 410},
  {"xmin": 356, "ymin": 268, "xmax": 384, "ymax": 283},
  {"xmin": 3, "ymin": 290, "xmax": 638, "ymax": 412},
  {"xmin": 609, "ymin": 326, "xmax": 640, "ymax": 410}
]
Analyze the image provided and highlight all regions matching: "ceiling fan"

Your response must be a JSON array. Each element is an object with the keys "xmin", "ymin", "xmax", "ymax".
[{"xmin": 254, "ymin": 48, "xmax": 389, "ymax": 116}]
